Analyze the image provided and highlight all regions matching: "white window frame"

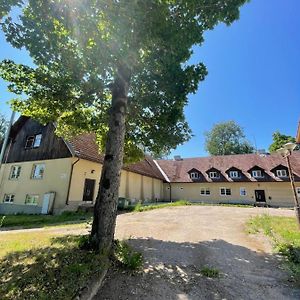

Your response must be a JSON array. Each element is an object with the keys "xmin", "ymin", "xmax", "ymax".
[
  {"xmin": 276, "ymin": 169, "xmax": 288, "ymax": 178},
  {"xmin": 229, "ymin": 171, "xmax": 239, "ymax": 178},
  {"xmin": 252, "ymin": 170, "xmax": 262, "ymax": 178},
  {"xmin": 25, "ymin": 133, "xmax": 42, "ymax": 149},
  {"xmin": 240, "ymin": 187, "xmax": 247, "ymax": 196},
  {"xmin": 3, "ymin": 194, "xmax": 15, "ymax": 204},
  {"xmin": 220, "ymin": 187, "xmax": 231, "ymax": 196},
  {"xmin": 209, "ymin": 171, "xmax": 219, "ymax": 179},
  {"xmin": 190, "ymin": 172, "xmax": 199, "ymax": 179},
  {"xmin": 9, "ymin": 165, "xmax": 21, "ymax": 180},
  {"xmin": 200, "ymin": 187, "xmax": 211, "ymax": 196},
  {"xmin": 297, "ymin": 187, "xmax": 300, "ymax": 198},
  {"xmin": 31, "ymin": 164, "xmax": 45, "ymax": 179},
  {"xmin": 25, "ymin": 194, "xmax": 39, "ymax": 205}
]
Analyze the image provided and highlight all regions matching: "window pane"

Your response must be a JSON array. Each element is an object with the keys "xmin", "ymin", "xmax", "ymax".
[
  {"xmin": 33, "ymin": 134, "xmax": 42, "ymax": 147},
  {"xmin": 25, "ymin": 136, "xmax": 35, "ymax": 148},
  {"xmin": 25, "ymin": 195, "xmax": 39, "ymax": 205},
  {"xmin": 32, "ymin": 164, "xmax": 45, "ymax": 179}
]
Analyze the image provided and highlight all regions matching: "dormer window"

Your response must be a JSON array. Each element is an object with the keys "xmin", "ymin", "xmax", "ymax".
[
  {"xmin": 252, "ymin": 170, "xmax": 263, "ymax": 178},
  {"xmin": 25, "ymin": 134, "xmax": 42, "ymax": 149},
  {"xmin": 276, "ymin": 169, "xmax": 288, "ymax": 178},
  {"xmin": 190, "ymin": 172, "xmax": 199, "ymax": 180},
  {"xmin": 209, "ymin": 171, "xmax": 219, "ymax": 179},
  {"xmin": 229, "ymin": 171, "xmax": 239, "ymax": 178}
]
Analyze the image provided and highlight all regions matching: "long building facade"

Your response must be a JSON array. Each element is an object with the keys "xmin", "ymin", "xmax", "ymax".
[{"xmin": 0, "ymin": 116, "xmax": 300, "ymax": 214}]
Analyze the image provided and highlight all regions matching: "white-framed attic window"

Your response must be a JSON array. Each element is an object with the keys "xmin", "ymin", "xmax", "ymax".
[
  {"xmin": 229, "ymin": 171, "xmax": 239, "ymax": 178},
  {"xmin": 209, "ymin": 171, "xmax": 219, "ymax": 179},
  {"xmin": 276, "ymin": 169, "xmax": 288, "ymax": 178},
  {"xmin": 252, "ymin": 170, "xmax": 263, "ymax": 178},
  {"xmin": 190, "ymin": 172, "xmax": 199, "ymax": 179}
]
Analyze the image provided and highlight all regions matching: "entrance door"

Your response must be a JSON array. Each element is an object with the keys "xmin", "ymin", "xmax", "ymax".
[
  {"xmin": 255, "ymin": 190, "xmax": 266, "ymax": 202},
  {"xmin": 83, "ymin": 179, "xmax": 95, "ymax": 202}
]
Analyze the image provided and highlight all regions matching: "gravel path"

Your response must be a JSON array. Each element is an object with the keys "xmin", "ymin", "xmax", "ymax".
[{"xmin": 96, "ymin": 206, "xmax": 300, "ymax": 300}]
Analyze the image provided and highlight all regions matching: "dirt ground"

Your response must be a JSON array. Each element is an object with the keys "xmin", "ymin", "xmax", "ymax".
[{"xmin": 95, "ymin": 206, "xmax": 300, "ymax": 300}]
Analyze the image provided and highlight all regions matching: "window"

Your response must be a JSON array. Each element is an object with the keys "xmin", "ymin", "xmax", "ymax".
[
  {"xmin": 25, "ymin": 134, "xmax": 42, "ymax": 149},
  {"xmin": 190, "ymin": 172, "xmax": 199, "ymax": 179},
  {"xmin": 220, "ymin": 188, "xmax": 231, "ymax": 196},
  {"xmin": 209, "ymin": 172, "xmax": 219, "ymax": 179},
  {"xmin": 200, "ymin": 188, "xmax": 210, "ymax": 196},
  {"xmin": 31, "ymin": 164, "xmax": 45, "ymax": 179},
  {"xmin": 252, "ymin": 170, "xmax": 262, "ymax": 178},
  {"xmin": 33, "ymin": 134, "xmax": 42, "ymax": 147},
  {"xmin": 3, "ymin": 194, "xmax": 14, "ymax": 204},
  {"xmin": 229, "ymin": 171, "xmax": 239, "ymax": 178},
  {"xmin": 276, "ymin": 169, "xmax": 288, "ymax": 178},
  {"xmin": 297, "ymin": 188, "xmax": 300, "ymax": 198},
  {"xmin": 240, "ymin": 188, "xmax": 247, "ymax": 196},
  {"xmin": 9, "ymin": 165, "xmax": 21, "ymax": 180},
  {"xmin": 25, "ymin": 194, "xmax": 39, "ymax": 205}
]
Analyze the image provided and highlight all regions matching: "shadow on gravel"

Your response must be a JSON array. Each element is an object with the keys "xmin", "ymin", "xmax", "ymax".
[{"xmin": 97, "ymin": 238, "xmax": 300, "ymax": 300}]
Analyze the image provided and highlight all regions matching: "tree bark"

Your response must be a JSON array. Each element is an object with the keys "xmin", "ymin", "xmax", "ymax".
[{"xmin": 91, "ymin": 65, "xmax": 131, "ymax": 254}]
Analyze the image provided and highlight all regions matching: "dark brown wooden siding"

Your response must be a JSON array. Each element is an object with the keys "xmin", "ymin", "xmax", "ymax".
[{"xmin": 5, "ymin": 119, "xmax": 72, "ymax": 163}]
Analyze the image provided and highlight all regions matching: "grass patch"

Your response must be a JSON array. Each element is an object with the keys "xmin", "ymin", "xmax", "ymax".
[
  {"xmin": 0, "ymin": 231, "xmax": 107, "ymax": 300},
  {"xmin": 114, "ymin": 240, "xmax": 143, "ymax": 270},
  {"xmin": 200, "ymin": 267, "xmax": 220, "ymax": 278},
  {"xmin": 247, "ymin": 214, "xmax": 300, "ymax": 283},
  {"xmin": 0, "ymin": 211, "xmax": 92, "ymax": 229}
]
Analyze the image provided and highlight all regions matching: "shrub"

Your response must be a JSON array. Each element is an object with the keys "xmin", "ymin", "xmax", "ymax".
[
  {"xmin": 114, "ymin": 240, "xmax": 143, "ymax": 270},
  {"xmin": 200, "ymin": 267, "xmax": 220, "ymax": 278}
]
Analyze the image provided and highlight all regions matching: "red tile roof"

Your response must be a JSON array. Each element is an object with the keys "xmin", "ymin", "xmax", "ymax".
[
  {"xmin": 156, "ymin": 152, "xmax": 300, "ymax": 183},
  {"xmin": 69, "ymin": 133, "xmax": 164, "ymax": 180}
]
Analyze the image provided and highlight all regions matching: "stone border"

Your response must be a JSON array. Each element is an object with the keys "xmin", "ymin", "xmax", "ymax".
[{"xmin": 74, "ymin": 267, "xmax": 108, "ymax": 300}]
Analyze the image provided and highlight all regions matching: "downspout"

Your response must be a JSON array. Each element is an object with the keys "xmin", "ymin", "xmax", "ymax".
[{"xmin": 66, "ymin": 158, "xmax": 80, "ymax": 205}]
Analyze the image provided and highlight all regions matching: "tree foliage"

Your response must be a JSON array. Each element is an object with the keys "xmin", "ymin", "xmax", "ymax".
[
  {"xmin": 205, "ymin": 121, "xmax": 254, "ymax": 155},
  {"xmin": 0, "ymin": 0, "xmax": 248, "ymax": 161},
  {"xmin": 0, "ymin": 113, "xmax": 8, "ymax": 144},
  {"xmin": 269, "ymin": 131, "xmax": 296, "ymax": 153}
]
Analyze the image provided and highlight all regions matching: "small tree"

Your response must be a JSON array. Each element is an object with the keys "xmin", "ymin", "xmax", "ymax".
[
  {"xmin": 0, "ymin": 0, "xmax": 249, "ymax": 253},
  {"xmin": 205, "ymin": 121, "xmax": 253, "ymax": 155},
  {"xmin": 269, "ymin": 131, "xmax": 296, "ymax": 153}
]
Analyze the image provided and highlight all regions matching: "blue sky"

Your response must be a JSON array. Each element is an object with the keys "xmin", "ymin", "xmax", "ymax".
[{"xmin": 0, "ymin": 0, "xmax": 299, "ymax": 157}]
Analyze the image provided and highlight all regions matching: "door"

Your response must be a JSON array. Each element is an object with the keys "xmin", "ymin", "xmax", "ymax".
[
  {"xmin": 41, "ymin": 193, "xmax": 50, "ymax": 214},
  {"xmin": 83, "ymin": 179, "xmax": 95, "ymax": 202},
  {"xmin": 255, "ymin": 190, "xmax": 266, "ymax": 202}
]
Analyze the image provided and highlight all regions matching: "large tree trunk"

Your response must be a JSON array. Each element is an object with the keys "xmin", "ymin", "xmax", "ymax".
[{"xmin": 91, "ymin": 65, "xmax": 131, "ymax": 254}]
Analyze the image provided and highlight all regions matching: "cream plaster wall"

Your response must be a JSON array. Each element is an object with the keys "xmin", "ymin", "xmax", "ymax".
[
  {"xmin": 163, "ymin": 182, "xmax": 300, "ymax": 207},
  {"xmin": 68, "ymin": 159, "xmax": 163, "ymax": 208},
  {"xmin": 0, "ymin": 158, "xmax": 73, "ymax": 212}
]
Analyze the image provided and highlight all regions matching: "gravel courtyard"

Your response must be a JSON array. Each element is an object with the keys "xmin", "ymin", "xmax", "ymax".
[{"xmin": 96, "ymin": 206, "xmax": 300, "ymax": 300}]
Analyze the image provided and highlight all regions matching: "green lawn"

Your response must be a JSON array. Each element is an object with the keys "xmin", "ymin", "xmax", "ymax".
[
  {"xmin": 122, "ymin": 200, "xmax": 253, "ymax": 212},
  {"xmin": 247, "ymin": 214, "xmax": 300, "ymax": 283},
  {"xmin": 0, "ymin": 229, "xmax": 108, "ymax": 300},
  {"xmin": 0, "ymin": 211, "xmax": 92, "ymax": 229}
]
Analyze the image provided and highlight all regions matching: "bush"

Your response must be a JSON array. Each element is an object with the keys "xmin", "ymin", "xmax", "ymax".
[
  {"xmin": 114, "ymin": 240, "xmax": 143, "ymax": 270},
  {"xmin": 200, "ymin": 267, "xmax": 220, "ymax": 278}
]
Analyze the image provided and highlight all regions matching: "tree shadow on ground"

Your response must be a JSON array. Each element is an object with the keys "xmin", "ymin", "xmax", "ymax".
[
  {"xmin": 98, "ymin": 238, "xmax": 300, "ymax": 300},
  {"xmin": 0, "ymin": 235, "xmax": 106, "ymax": 300}
]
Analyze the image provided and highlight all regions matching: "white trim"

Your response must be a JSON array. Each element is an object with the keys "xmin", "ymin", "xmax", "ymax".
[
  {"xmin": 229, "ymin": 171, "xmax": 239, "ymax": 178},
  {"xmin": 153, "ymin": 160, "xmax": 170, "ymax": 182},
  {"xmin": 276, "ymin": 169, "xmax": 288, "ymax": 178},
  {"xmin": 209, "ymin": 171, "xmax": 219, "ymax": 179}
]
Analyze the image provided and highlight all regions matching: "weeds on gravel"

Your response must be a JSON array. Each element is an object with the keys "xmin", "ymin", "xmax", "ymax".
[
  {"xmin": 247, "ymin": 215, "xmax": 300, "ymax": 283},
  {"xmin": 114, "ymin": 240, "xmax": 143, "ymax": 270},
  {"xmin": 200, "ymin": 267, "xmax": 220, "ymax": 278}
]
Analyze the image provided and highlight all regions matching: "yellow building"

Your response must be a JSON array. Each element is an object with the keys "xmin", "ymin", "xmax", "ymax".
[
  {"xmin": 0, "ymin": 117, "xmax": 164, "ymax": 214},
  {"xmin": 0, "ymin": 116, "xmax": 300, "ymax": 214}
]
